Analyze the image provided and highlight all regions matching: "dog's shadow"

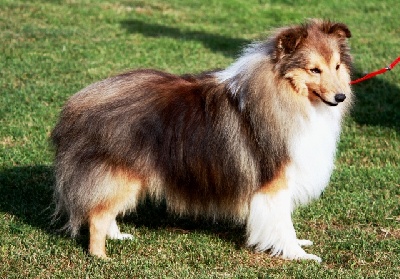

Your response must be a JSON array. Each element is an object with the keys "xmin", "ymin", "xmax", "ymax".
[
  {"xmin": 124, "ymin": 199, "xmax": 245, "ymax": 247},
  {"xmin": 0, "ymin": 166, "xmax": 55, "ymax": 234},
  {"xmin": 351, "ymin": 71, "xmax": 400, "ymax": 131},
  {"xmin": 120, "ymin": 19, "xmax": 250, "ymax": 58},
  {"xmin": 0, "ymin": 166, "xmax": 245, "ymax": 253}
]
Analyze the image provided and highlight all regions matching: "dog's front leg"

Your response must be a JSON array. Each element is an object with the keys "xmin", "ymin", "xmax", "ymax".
[{"xmin": 246, "ymin": 190, "xmax": 321, "ymax": 262}]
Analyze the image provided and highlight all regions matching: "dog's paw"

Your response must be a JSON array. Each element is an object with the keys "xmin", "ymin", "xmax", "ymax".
[
  {"xmin": 298, "ymin": 253, "xmax": 322, "ymax": 263},
  {"xmin": 106, "ymin": 220, "xmax": 134, "ymax": 240},
  {"xmin": 92, "ymin": 253, "xmax": 111, "ymax": 261},
  {"xmin": 107, "ymin": 232, "xmax": 134, "ymax": 240},
  {"xmin": 280, "ymin": 243, "xmax": 322, "ymax": 263},
  {"xmin": 297, "ymin": 239, "xmax": 313, "ymax": 247},
  {"xmin": 117, "ymin": 233, "xmax": 134, "ymax": 240}
]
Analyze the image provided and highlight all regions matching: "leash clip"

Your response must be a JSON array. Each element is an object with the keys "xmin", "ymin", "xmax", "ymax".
[{"xmin": 385, "ymin": 66, "xmax": 392, "ymax": 71}]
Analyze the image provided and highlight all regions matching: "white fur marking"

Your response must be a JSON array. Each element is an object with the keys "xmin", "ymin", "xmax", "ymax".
[
  {"xmin": 106, "ymin": 219, "xmax": 133, "ymax": 240},
  {"xmin": 215, "ymin": 43, "xmax": 267, "ymax": 95}
]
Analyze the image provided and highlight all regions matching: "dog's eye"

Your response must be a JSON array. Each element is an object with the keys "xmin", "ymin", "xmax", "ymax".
[
  {"xmin": 336, "ymin": 64, "xmax": 340, "ymax": 70},
  {"xmin": 310, "ymin": 68, "xmax": 322, "ymax": 74}
]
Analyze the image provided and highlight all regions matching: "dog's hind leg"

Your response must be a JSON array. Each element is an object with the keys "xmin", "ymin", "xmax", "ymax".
[
  {"xmin": 88, "ymin": 169, "xmax": 142, "ymax": 258},
  {"xmin": 89, "ymin": 206, "xmax": 116, "ymax": 259}
]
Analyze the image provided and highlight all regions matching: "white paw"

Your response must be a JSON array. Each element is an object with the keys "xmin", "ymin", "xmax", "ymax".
[
  {"xmin": 106, "ymin": 220, "xmax": 134, "ymax": 240},
  {"xmin": 299, "ymin": 253, "xmax": 322, "ymax": 263},
  {"xmin": 280, "ymin": 244, "xmax": 321, "ymax": 263},
  {"xmin": 298, "ymin": 239, "xmax": 313, "ymax": 247},
  {"xmin": 108, "ymin": 232, "xmax": 134, "ymax": 240}
]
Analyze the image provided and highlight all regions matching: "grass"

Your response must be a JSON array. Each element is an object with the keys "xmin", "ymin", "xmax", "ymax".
[{"xmin": 0, "ymin": 0, "xmax": 399, "ymax": 278}]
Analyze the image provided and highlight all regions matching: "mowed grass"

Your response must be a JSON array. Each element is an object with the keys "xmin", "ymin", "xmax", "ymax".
[{"xmin": 1, "ymin": 0, "xmax": 399, "ymax": 278}]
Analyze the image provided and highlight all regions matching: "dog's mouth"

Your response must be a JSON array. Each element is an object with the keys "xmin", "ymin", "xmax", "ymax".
[{"xmin": 312, "ymin": 91, "xmax": 339, "ymax": 106}]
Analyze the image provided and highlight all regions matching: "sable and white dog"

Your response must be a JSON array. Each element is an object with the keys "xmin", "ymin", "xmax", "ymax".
[{"xmin": 52, "ymin": 19, "xmax": 353, "ymax": 262}]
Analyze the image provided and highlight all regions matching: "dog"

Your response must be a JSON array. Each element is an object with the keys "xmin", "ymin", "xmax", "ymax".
[{"xmin": 51, "ymin": 19, "xmax": 353, "ymax": 262}]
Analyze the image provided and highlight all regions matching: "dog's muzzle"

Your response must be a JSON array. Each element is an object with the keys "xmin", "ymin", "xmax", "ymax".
[{"xmin": 313, "ymin": 91, "xmax": 346, "ymax": 106}]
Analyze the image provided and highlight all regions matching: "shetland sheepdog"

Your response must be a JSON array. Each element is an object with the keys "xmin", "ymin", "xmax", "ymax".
[{"xmin": 51, "ymin": 19, "xmax": 353, "ymax": 262}]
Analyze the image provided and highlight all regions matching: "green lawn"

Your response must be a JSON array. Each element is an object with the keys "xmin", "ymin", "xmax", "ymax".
[{"xmin": 1, "ymin": 0, "xmax": 399, "ymax": 278}]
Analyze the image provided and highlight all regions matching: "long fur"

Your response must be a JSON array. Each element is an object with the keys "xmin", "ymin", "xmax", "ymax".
[{"xmin": 51, "ymin": 19, "xmax": 353, "ymax": 261}]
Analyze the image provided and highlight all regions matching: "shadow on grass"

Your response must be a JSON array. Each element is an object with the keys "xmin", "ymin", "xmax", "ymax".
[
  {"xmin": 0, "ymin": 166, "xmax": 55, "ymax": 234},
  {"xmin": 351, "ymin": 71, "xmax": 400, "ymax": 131},
  {"xmin": 125, "ymin": 198, "xmax": 246, "ymax": 248},
  {"xmin": 0, "ymin": 166, "xmax": 245, "ymax": 252},
  {"xmin": 120, "ymin": 19, "xmax": 250, "ymax": 58}
]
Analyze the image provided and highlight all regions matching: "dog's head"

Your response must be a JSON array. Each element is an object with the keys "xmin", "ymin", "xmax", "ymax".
[{"xmin": 272, "ymin": 19, "xmax": 352, "ymax": 107}]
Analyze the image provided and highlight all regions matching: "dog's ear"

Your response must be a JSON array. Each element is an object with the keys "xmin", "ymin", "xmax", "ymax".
[
  {"xmin": 274, "ymin": 26, "xmax": 308, "ymax": 61},
  {"xmin": 324, "ymin": 22, "xmax": 352, "ymax": 39}
]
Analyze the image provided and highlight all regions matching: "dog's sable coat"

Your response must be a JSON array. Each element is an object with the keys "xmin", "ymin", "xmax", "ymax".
[{"xmin": 52, "ymin": 19, "xmax": 352, "ymax": 262}]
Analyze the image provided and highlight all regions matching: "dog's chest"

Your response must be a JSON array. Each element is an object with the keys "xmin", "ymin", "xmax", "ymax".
[{"xmin": 287, "ymin": 107, "xmax": 342, "ymax": 205}]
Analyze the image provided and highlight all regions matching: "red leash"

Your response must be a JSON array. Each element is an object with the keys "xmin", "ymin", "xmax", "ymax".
[{"xmin": 350, "ymin": 56, "xmax": 400, "ymax": 85}]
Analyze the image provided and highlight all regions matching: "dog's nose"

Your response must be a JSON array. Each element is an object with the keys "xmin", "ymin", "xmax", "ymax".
[{"xmin": 334, "ymin": 93, "xmax": 346, "ymax": 103}]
